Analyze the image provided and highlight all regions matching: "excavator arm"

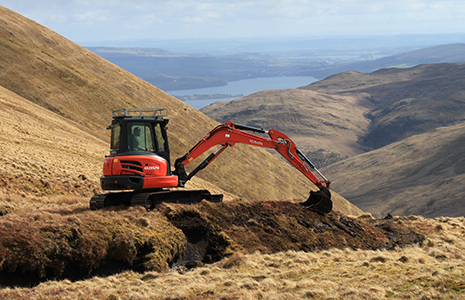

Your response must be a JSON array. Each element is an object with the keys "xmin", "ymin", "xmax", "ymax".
[{"xmin": 173, "ymin": 121, "xmax": 332, "ymax": 213}]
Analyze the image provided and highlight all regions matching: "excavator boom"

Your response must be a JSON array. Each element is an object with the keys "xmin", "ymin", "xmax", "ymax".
[{"xmin": 173, "ymin": 121, "xmax": 332, "ymax": 213}]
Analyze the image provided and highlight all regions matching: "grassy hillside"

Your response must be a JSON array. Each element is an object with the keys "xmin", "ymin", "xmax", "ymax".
[
  {"xmin": 0, "ymin": 5, "xmax": 362, "ymax": 213},
  {"xmin": 202, "ymin": 63, "xmax": 465, "ymax": 217},
  {"xmin": 323, "ymin": 121, "xmax": 465, "ymax": 218},
  {"xmin": 0, "ymin": 85, "xmax": 105, "ymax": 202},
  {"xmin": 1, "ymin": 7, "xmax": 465, "ymax": 299}
]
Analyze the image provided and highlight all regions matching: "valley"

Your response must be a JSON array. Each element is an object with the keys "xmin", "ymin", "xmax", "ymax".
[{"xmin": 89, "ymin": 43, "xmax": 465, "ymax": 92}]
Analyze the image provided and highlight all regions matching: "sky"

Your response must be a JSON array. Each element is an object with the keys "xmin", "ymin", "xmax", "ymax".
[{"xmin": 2, "ymin": 0, "xmax": 465, "ymax": 47}]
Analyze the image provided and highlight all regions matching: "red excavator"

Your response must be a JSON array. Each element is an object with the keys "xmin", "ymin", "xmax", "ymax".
[{"xmin": 90, "ymin": 108, "xmax": 332, "ymax": 213}]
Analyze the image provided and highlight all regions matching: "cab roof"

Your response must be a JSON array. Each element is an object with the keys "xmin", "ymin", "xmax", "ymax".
[{"xmin": 112, "ymin": 108, "xmax": 168, "ymax": 120}]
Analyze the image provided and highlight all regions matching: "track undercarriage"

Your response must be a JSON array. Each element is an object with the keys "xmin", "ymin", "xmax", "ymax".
[
  {"xmin": 90, "ymin": 187, "xmax": 331, "ymax": 214},
  {"xmin": 90, "ymin": 189, "xmax": 223, "ymax": 210}
]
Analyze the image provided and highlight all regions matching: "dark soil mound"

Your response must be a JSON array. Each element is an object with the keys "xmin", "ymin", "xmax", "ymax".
[
  {"xmin": 161, "ymin": 200, "xmax": 424, "ymax": 268},
  {"xmin": 0, "ymin": 200, "xmax": 424, "ymax": 287}
]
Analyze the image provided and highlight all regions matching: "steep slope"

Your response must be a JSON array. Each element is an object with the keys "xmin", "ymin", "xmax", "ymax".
[
  {"xmin": 0, "ymin": 6, "xmax": 361, "ymax": 214},
  {"xmin": 323, "ymin": 121, "xmax": 465, "ymax": 218},
  {"xmin": 0, "ymin": 6, "xmax": 170, "ymax": 141},
  {"xmin": 0, "ymin": 85, "xmax": 105, "ymax": 201}
]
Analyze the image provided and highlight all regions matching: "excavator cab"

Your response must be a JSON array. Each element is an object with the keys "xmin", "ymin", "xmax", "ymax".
[
  {"xmin": 100, "ymin": 108, "xmax": 178, "ymax": 191},
  {"xmin": 92, "ymin": 108, "xmax": 222, "ymax": 211},
  {"xmin": 108, "ymin": 109, "xmax": 170, "ymax": 161}
]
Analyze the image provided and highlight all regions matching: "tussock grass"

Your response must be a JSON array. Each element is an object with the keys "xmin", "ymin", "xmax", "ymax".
[
  {"xmin": 2, "ymin": 214, "xmax": 465, "ymax": 300},
  {"xmin": 1, "ymin": 6, "xmax": 464, "ymax": 300},
  {"xmin": 1, "ymin": 212, "xmax": 464, "ymax": 299},
  {"xmin": 0, "ymin": 195, "xmax": 423, "ymax": 287},
  {"xmin": 0, "ymin": 204, "xmax": 186, "ymax": 282}
]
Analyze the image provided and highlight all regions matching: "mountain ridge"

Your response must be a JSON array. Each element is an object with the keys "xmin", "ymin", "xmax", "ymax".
[
  {"xmin": 303, "ymin": 63, "xmax": 465, "ymax": 149},
  {"xmin": 310, "ymin": 43, "xmax": 465, "ymax": 78}
]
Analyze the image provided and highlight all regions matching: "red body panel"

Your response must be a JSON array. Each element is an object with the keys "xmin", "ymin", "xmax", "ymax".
[{"xmin": 103, "ymin": 155, "xmax": 178, "ymax": 189}]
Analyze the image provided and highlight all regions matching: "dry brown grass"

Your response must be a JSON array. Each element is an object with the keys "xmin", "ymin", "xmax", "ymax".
[
  {"xmin": 0, "ymin": 85, "xmax": 105, "ymax": 210},
  {"xmin": 1, "ymin": 215, "xmax": 464, "ymax": 299},
  {"xmin": 0, "ymin": 203, "xmax": 186, "ymax": 281},
  {"xmin": 6, "ymin": 7, "xmax": 461, "ymax": 299},
  {"xmin": 0, "ymin": 189, "xmax": 423, "ymax": 289},
  {"xmin": 323, "ymin": 121, "xmax": 465, "ymax": 218}
]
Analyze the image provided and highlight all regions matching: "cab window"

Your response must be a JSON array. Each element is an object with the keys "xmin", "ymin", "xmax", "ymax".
[
  {"xmin": 128, "ymin": 123, "xmax": 154, "ymax": 152},
  {"xmin": 110, "ymin": 123, "xmax": 121, "ymax": 154},
  {"xmin": 154, "ymin": 123, "xmax": 166, "ymax": 152}
]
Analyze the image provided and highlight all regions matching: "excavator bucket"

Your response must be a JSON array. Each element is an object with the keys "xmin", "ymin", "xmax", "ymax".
[{"xmin": 300, "ymin": 186, "xmax": 332, "ymax": 214}]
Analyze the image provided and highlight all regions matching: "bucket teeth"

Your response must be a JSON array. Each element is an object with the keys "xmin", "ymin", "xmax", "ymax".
[{"xmin": 300, "ymin": 187, "xmax": 332, "ymax": 214}]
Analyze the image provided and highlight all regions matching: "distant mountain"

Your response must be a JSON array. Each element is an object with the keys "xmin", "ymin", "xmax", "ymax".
[
  {"xmin": 89, "ymin": 43, "xmax": 465, "ymax": 91},
  {"xmin": 88, "ymin": 48, "xmax": 314, "ymax": 91},
  {"xmin": 311, "ymin": 43, "xmax": 465, "ymax": 78},
  {"xmin": 352, "ymin": 43, "xmax": 465, "ymax": 69},
  {"xmin": 90, "ymin": 33, "xmax": 465, "ymax": 55},
  {"xmin": 88, "ymin": 47, "xmax": 176, "ymax": 56}
]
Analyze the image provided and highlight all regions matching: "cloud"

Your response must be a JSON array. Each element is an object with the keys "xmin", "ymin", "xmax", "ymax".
[
  {"xmin": 74, "ymin": 10, "xmax": 113, "ymax": 24},
  {"xmin": 2, "ymin": 0, "xmax": 465, "ymax": 43}
]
